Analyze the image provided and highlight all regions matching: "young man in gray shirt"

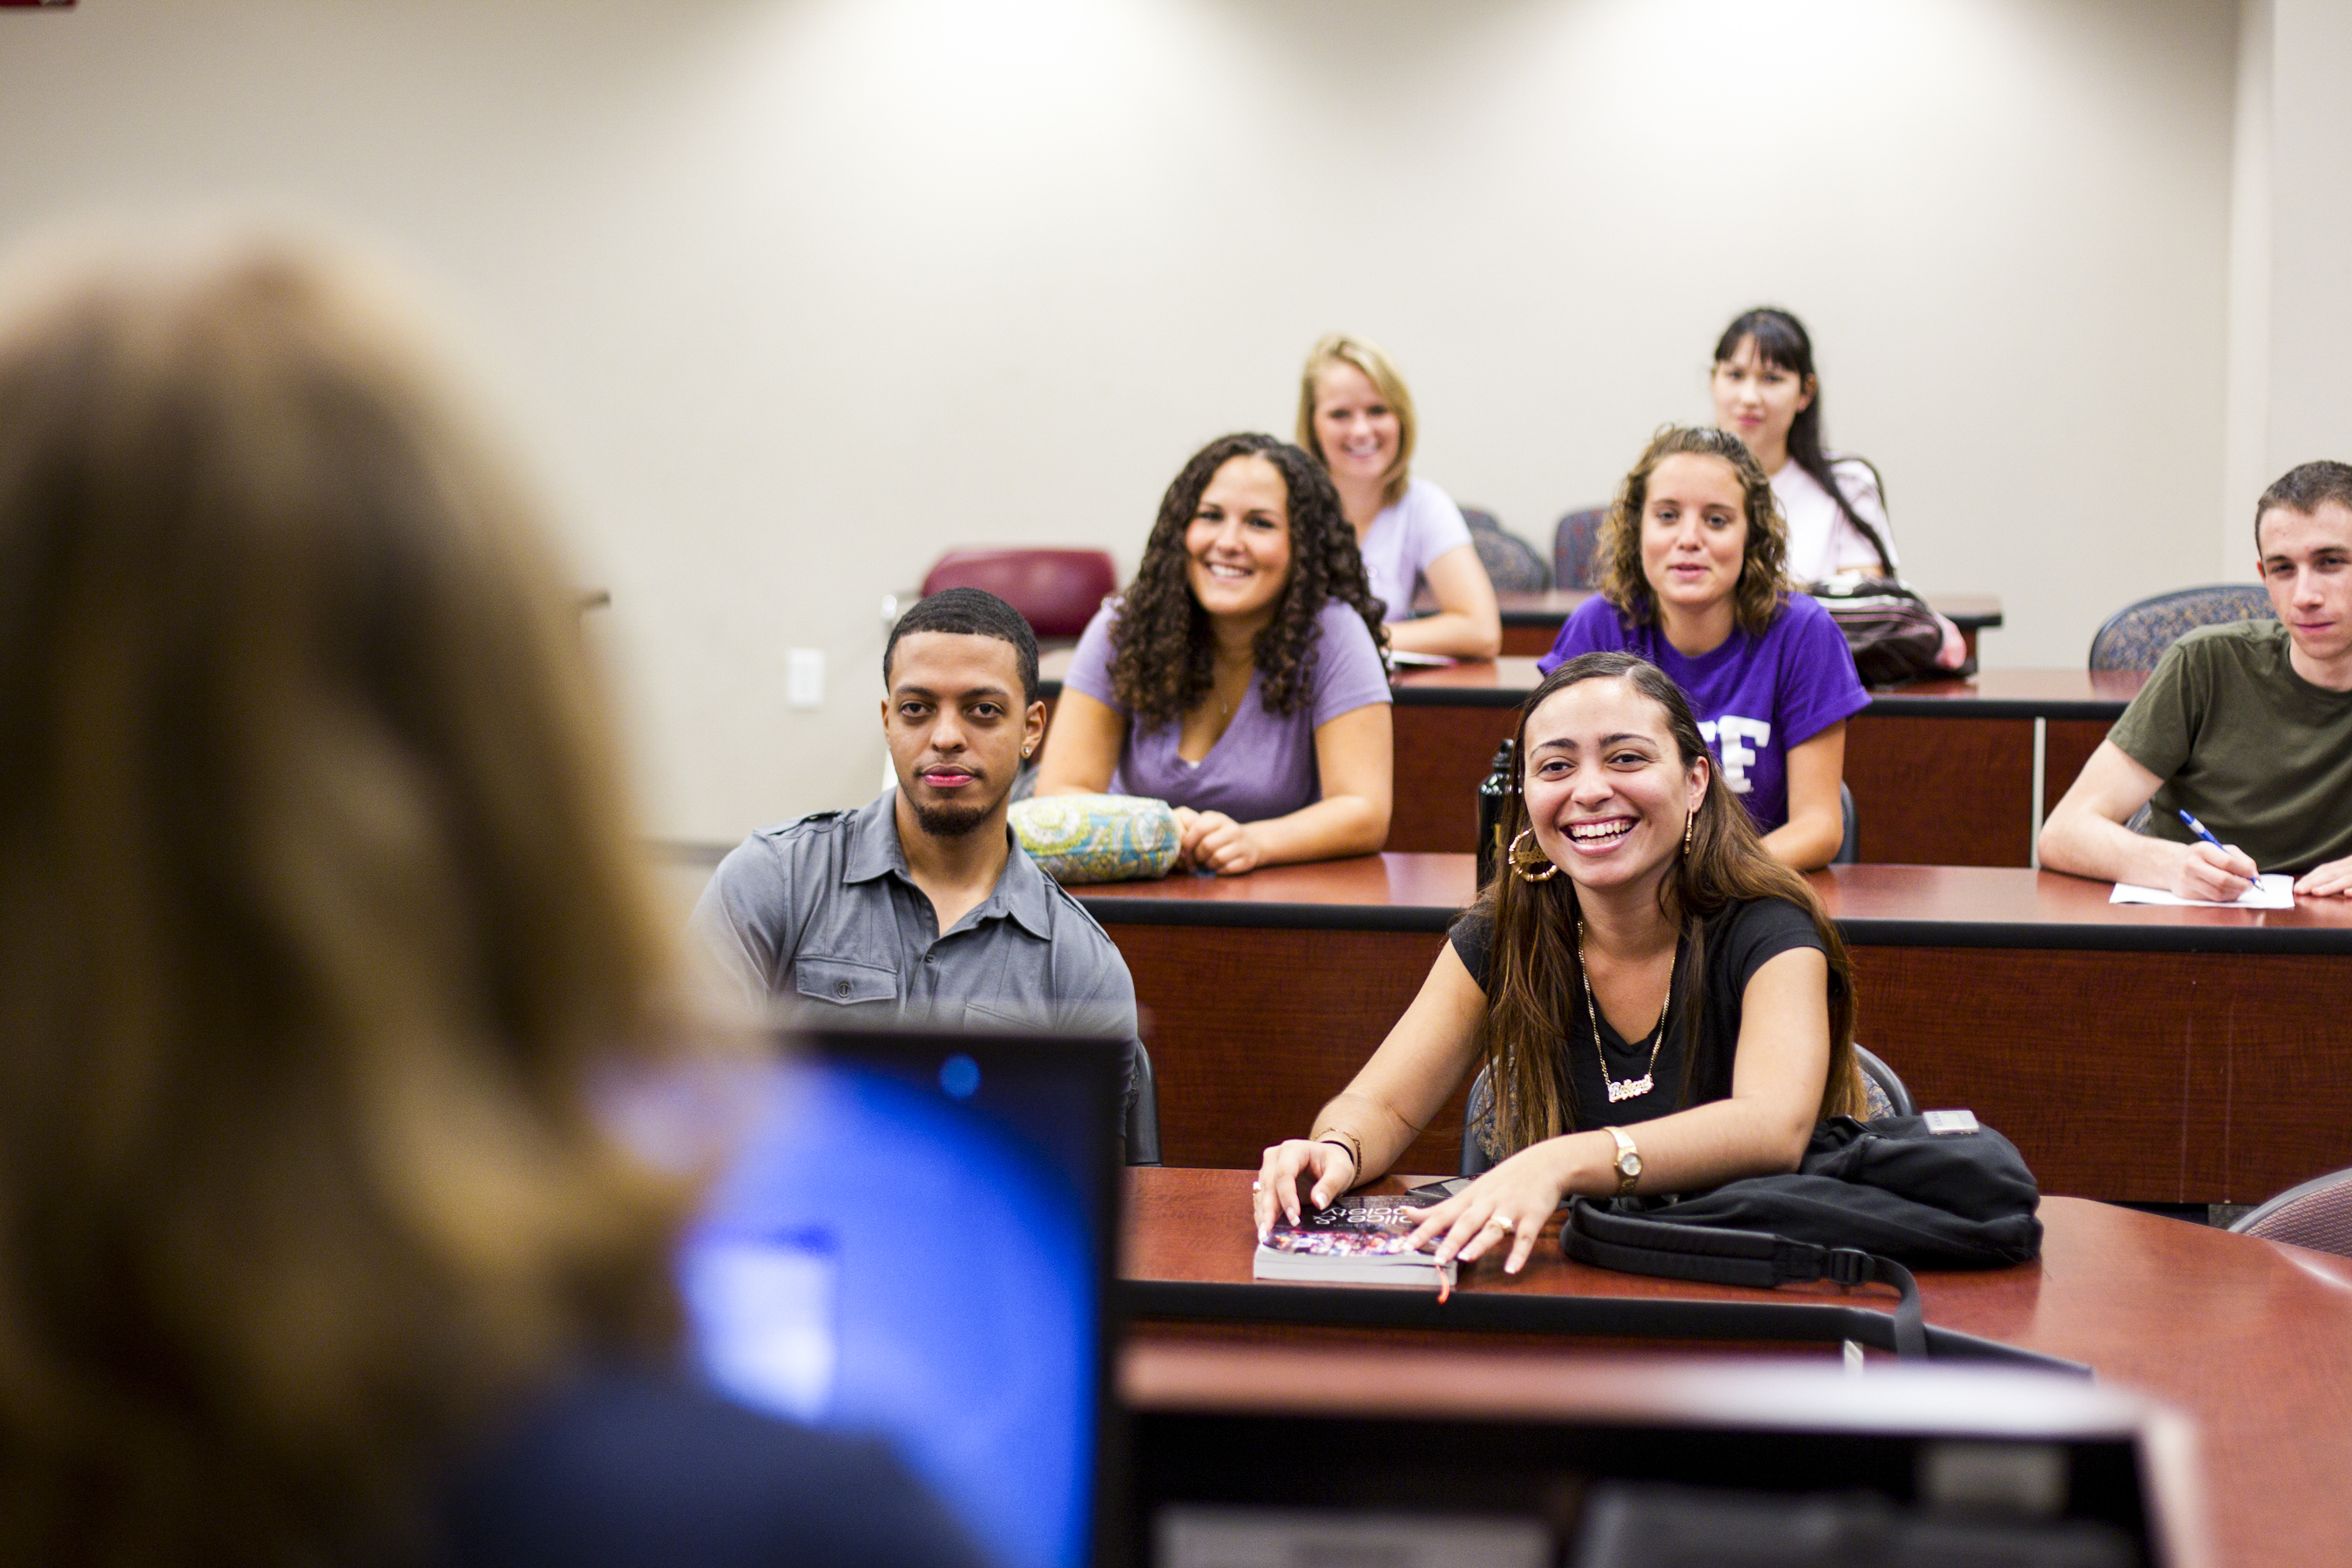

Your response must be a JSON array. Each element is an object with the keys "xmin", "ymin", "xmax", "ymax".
[{"xmin": 692, "ymin": 589, "xmax": 1143, "ymax": 1122}]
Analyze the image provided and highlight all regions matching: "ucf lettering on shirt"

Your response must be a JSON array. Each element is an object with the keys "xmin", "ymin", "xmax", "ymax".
[{"xmin": 1700, "ymin": 716, "xmax": 1774, "ymax": 795}]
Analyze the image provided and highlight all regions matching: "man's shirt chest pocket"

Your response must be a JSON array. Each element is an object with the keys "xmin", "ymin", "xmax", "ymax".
[{"xmin": 794, "ymin": 956, "xmax": 899, "ymax": 1008}]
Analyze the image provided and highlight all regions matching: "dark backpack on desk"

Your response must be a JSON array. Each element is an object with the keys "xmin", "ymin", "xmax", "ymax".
[{"xmin": 1563, "ymin": 1114, "xmax": 2043, "ymax": 1359}]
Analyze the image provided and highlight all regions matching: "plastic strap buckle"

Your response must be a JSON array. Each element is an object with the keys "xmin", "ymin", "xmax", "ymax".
[{"xmin": 1821, "ymin": 1247, "xmax": 1876, "ymax": 1288}]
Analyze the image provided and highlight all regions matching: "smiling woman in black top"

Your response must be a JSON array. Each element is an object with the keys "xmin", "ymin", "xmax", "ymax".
[{"xmin": 1251, "ymin": 651, "xmax": 1864, "ymax": 1275}]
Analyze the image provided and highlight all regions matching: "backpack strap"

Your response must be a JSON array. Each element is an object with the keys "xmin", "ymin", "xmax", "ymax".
[
  {"xmin": 1817, "ymin": 453, "xmax": 1898, "ymax": 580},
  {"xmin": 1564, "ymin": 1199, "xmax": 1926, "ymax": 1360}
]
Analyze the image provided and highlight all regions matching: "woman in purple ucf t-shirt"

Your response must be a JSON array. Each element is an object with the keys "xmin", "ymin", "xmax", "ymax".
[
  {"xmin": 1035, "ymin": 433, "xmax": 1394, "ymax": 875},
  {"xmin": 1538, "ymin": 426, "xmax": 1866, "ymax": 870}
]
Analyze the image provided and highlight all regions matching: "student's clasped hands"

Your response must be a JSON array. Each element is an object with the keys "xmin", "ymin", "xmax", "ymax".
[{"xmin": 1172, "ymin": 806, "xmax": 1266, "ymax": 875}]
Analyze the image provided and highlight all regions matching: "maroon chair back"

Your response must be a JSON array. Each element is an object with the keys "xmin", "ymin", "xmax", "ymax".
[{"xmin": 920, "ymin": 549, "xmax": 1119, "ymax": 639}]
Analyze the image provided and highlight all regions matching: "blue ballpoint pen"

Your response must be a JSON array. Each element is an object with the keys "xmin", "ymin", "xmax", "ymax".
[{"xmin": 2177, "ymin": 809, "xmax": 2227, "ymax": 853}]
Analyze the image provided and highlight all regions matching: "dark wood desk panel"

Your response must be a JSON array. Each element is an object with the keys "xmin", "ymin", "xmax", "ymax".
[
  {"xmin": 1119, "ymin": 1166, "xmax": 2352, "ymax": 1568},
  {"xmin": 2044, "ymin": 715, "xmax": 2112, "ymax": 821},
  {"xmin": 1842, "ymin": 713, "xmax": 2033, "ymax": 864},
  {"xmin": 1085, "ymin": 856, "xmax": 1470, "ymax": 1171},
  {"xmin": 1389, "ymin": 703, "xmax": 1514, "ymax": 855},
  {"xmin": 1097, "ymin": 921, "xmax": 1461, "ymax": 1172}
]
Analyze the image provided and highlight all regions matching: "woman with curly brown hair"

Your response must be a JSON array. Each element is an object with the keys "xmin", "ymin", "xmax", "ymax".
[
  {"xmin": 1253, "ymin": 652, "xmax": 1864, "ymax": 1275},
  {"xmin": 1034, "ymin": 432, "xmax": 1393, "ymax": 875},
  {"xmin": 1535, "ymin": 426, "xmax": 1868, "ymax": 870},
  {"xmin": 0, "ymin": 232, "xmax": 981, "ymax": 1566}
]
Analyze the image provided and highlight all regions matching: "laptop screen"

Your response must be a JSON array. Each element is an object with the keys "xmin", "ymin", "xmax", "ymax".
[{"xmin": 678, "ymin": 1030, "xmax": 1122, "ymax": 1568}]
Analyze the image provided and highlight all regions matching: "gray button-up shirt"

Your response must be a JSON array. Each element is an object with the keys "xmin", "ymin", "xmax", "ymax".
[{"xmin": 691, "ymin": 792, "xmax": 1141, "ymax": 1116}]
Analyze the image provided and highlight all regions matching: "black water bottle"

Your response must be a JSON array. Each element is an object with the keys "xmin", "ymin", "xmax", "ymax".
[{"xmin": 1476, "ymin": 738, "xmax": 1516, "ymax": 888}]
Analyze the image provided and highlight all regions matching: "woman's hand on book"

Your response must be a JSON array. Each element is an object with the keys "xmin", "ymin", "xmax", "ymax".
[
  {"xmin": 1405, "ymin": 1141, "xmax": 1578, "ymax": 1277},
  {"xmin": 1253, "ymin": 1139, "xmax": 1355, "ymax": 1239}
]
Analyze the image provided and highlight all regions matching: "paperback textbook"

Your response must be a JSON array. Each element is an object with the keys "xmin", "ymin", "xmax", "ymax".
[{"xmin": 1254, "ymin": 1193, "xmax": 1456, "ymax": 1293}]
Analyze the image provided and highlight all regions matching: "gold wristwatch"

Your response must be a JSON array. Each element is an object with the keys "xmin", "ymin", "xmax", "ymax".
[{"xmin": 1607, "ymin": 1125, "xmax": 1642, "ymax": 1195}]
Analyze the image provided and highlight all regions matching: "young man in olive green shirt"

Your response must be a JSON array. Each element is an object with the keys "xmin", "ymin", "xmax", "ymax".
[{"xmin": 2042, "ymin": 460, "xmax": 2352, "ymax": 900}]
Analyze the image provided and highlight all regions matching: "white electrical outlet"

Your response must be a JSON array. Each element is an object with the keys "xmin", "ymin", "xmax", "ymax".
[{"xmin": 787, "ymin": 648, "xmax": 826, "ymax": 709}]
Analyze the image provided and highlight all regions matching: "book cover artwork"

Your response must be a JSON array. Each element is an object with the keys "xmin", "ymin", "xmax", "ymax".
[{"xmin": 1253, "ymin": 1195, "xmax": 1456, "ymax": 1292}]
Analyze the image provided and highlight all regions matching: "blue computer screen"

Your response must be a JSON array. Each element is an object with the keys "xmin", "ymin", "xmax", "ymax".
[{"xmin": 678, "ymin": 1044, "xmax": 1107, "ymax": 1568}]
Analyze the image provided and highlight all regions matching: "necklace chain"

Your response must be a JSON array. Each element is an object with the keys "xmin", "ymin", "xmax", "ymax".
[{"xmin": 1574, "ymin": 919, "xmax": 1672, "ymax": 1104}]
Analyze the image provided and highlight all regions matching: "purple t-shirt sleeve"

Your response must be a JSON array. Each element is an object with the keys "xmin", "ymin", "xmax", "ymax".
[
  {"xmin": 1063, "ymin": 602, "xmax": 1124, "ymax": 711},
  {"xmin": 1309, "ymin": 600, "xmax": 1394, "ymax": 726},
  {"xmin": 1537, "ymin": 594, "xmax": 1630, "ymax": 673},
  {"xmin": 1771, "ymin": 593, "xmax": 1871, "ymax": 747}
]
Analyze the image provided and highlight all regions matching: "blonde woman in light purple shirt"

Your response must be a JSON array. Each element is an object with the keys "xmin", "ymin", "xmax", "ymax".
[{"xmin": 1298, "ymin": 334, "xmax": 1503, "ymax": 660}]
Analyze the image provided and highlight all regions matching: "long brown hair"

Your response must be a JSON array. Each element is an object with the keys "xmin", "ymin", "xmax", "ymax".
[
  {"xmin": 1106, "ymin": 432, "xmax": 1387, "ymax": 724},
  {"xmin": 0, "ymin": 233, "xmax": 721, "ymax": 1562},
  {"xmin": 1595, "ymin": 424, "xmax": 1791, "ymax": 639},
  {"xmin": 1476, "ymin": 652, "xmax": 1862, "ymax": 1159}
]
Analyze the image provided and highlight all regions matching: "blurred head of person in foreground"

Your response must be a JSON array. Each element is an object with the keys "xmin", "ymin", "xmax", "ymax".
[{"xmin": 0, "ymin": 227, "xmax": 737, "ymax": 1562}]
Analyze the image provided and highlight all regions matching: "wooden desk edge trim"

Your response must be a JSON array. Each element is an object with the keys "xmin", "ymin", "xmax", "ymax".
[
  {"xmin": 1085, "ymin": 898, "xmax": 2352, "ymax": 952},
  {"xmin": 1834, "ymin": 918, "xmax": 2352, "ymax": 955},
  {"xmin": 1085, "ymin": 899, "xmax": 1460, "ymax": 933},
  {"xmin": 1862, "ymin": 695, "xmax": 2126, "ymax": 720},
  {"xmin": 1120, "ymin": 1280, "xmax": 2083, "ymax": 1375},
  {"xmin": 1043, "ymin": 681, "xmax": 2118, "ymax": 719},
  {"xmin": 1495, "ymin": 605, "xmax": 2006, "ymax": 632}
]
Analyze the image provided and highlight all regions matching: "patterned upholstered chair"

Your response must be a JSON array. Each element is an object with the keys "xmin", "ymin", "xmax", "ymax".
[
  {"xmin": 1461, "ymin": 508, "xmax": 1551, "ymax": 592},
  {"xmin": 920, "ymin": 548, "xmax": 1119, "ymax": 639},
  {"xmin": 2086, "ymin": 585, "xmax": 2274, "ymax": 672},
  {"xmin": 2228, "ymin": 1168, "xmax": 2352, "ymax": 1257},
  {"xmin": 1553, "ymin": 506, "xmax": 1608, "ymax": 589}
]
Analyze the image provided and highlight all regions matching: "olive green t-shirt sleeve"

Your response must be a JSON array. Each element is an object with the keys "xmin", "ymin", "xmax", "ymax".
[{"xmin": 2105, "ymin": 640, "xmax": 2201, "ymax": 781}]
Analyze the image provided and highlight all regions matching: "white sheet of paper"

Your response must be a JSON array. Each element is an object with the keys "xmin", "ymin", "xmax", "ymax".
[{"xmin": 2110, "ymin": 874, "xmax": 2295, "ymax": 909}]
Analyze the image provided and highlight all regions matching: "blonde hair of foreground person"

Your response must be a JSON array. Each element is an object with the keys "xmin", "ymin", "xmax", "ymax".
[{"xmin": 0, "ymin": 234, "xmax": 732, "ymax": 1561}]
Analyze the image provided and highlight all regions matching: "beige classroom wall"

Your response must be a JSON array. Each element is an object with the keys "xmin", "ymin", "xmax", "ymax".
[{"xmin": 0, "ymin": 0, "xmax": 2265, "ymax": 844}]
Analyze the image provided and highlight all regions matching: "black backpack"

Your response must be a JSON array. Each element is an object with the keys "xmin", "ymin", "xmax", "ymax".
[{"xmin": 1563, "ymin": 1113, "xmax": 2043, "ymax": 1360}]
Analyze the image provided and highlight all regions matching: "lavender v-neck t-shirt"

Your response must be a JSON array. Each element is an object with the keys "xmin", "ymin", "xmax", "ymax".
[
  {"xmin": 1063, "ymin": 598, "xmax": 1391, "ymax": 823},
  {"xmin": 1536, "ymin": 592, "xmax": 1867, "ymax": 834}
]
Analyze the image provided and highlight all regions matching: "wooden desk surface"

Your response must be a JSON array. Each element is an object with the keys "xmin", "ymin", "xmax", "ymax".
[
  {"xmin": 1123, "ymin": 1166, "xmax": 2352, "ymax": 1568},
  {"xmin": 1486, "ymin": 587, "xmax": 2004, "ymax": 631},
  {"xmin": 1391, "ymin": 659, "xmax": 2147, "ymax": 715},
  {"xmin": 1077, "ymin": 857, "xmax": 2352, "ymax": 954}
]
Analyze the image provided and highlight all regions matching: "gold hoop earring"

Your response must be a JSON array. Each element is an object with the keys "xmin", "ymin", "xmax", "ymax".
[{"xmin": 1508, "ymin": 828, "xmax": 1560, "ymax": 883}]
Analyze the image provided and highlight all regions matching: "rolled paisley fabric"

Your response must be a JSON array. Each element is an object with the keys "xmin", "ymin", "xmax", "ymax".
[{"xmin": 1009, "ymin": 794, "xmax": 1180, "ymax": 884}]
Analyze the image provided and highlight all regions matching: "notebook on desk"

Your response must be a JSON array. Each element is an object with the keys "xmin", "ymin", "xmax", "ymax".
[{"xmin": 678, "ymin": 1027, "xmax": 1124, "ymax": 1568}]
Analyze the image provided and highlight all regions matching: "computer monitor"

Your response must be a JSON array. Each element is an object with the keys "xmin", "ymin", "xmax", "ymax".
[{"xmin": 678, "ymin": 1027, "xmax": 1124, "ymax": 1568}]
